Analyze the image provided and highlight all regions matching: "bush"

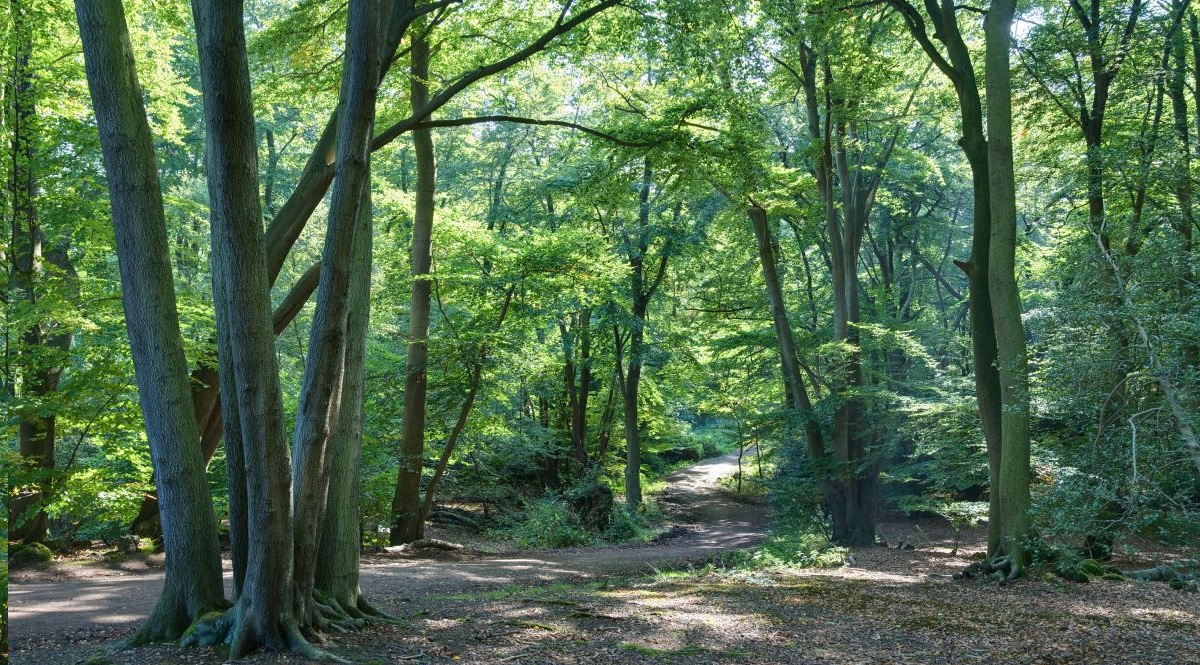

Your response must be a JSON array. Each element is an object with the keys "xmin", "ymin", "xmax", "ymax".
[
  {"xmin": 510, "ymin": 498, "xmax": 591, "ymax": 549},
  {"xmin": 733, "ymin": 528, "xmax": 850, "ymax": 569},
  {"xmin": 565, "ymin": 476, "xmax": 614, "ymax": 530}
]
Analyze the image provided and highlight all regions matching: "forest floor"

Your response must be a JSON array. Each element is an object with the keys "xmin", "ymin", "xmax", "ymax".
[{"xmin": 9, "ymin": 451, "xmax": 1200, "ymax": 665}]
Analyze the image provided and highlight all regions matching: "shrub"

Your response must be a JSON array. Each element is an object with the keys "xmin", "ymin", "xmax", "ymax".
[{"xmin": 510, "ymin": 498, "xmax": 591, "ymax": 549}]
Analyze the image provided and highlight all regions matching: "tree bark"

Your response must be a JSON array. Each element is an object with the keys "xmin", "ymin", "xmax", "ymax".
[
  {"xmin": 315, "ymin": 183, "xmax": 378, "ymax": 620},
  {"xmin": 617, "ymin": 158, "xmax": 669, "ymax": 510},
  {"xmin": 290, "ymin": 0, "xmax": 381, "ymax": 628},
  {"xmin": 391, "ymin": 27, "xmax": 436, "ymax": 545},
  {"xmin": 192, "ymin": 0, "xmax": 314, "ymax": 653},
  {"xmin": 984, "ymin": 0, "xmax": 1032, "ymax": 573},
  {"xmin": 747, "ymin": 205, "xmax": 830, "ymax": 487},
  {"xmin": 889, "ymin": 0, "xmax": 1006, "ymax": 554},
  {"xmin": 75, "ymin": 0, "xmax": 226, "ymax": 643}
]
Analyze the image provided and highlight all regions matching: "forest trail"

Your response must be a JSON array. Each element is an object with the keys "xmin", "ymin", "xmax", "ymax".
[{"xmin": 7, "ymin": 451, "xmax": 765, "ymax": 660}]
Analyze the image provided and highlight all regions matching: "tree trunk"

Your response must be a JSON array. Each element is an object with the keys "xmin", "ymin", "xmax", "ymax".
[
  {"xmin": 391, "ymin": 27, "xmax": 436, "ymax": 545},
  {"xmin": 890, "ymin": 0, "xmax": 1009, "ymax": 557},
  {"xmin": 315, "ymin": 183, "xmax": 380, "ymax": 622},
  {"xmin": 747, "ymin": 205, "xmax": 832, "ymax": 495},
  {"xmin": 290, "ymin": 0, "xmax": 381, "ymax": 627},
  {"xmin": 128, "ymin": 268, "xmax": 319, "ymax": 539},
  {"xmin": 561, "ymin": 309, "xmax": 592, "ymax": 468},
  {"xmin": 75, "ymin": 0, "xmax": 226, "ymax": 643},
  {"xmin": 192, "ymin": 0, "xmax": 319, "ymax": 654},
  {"xmin": 794, "ymin": 42, "xmax": 886, "ymax": 546},
  {"xmin": 617, "ymin": 158, "xmax": 669, "ymax": 510},
  {"xmin": 8, "ymin": 12, "xmax": 74, "ymax": 545},
  {"xmin": 984, "ymin": 0, "xmax": 1031, "ymax": 573}
]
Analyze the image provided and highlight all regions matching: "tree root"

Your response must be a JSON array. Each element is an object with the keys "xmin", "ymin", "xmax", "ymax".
[
  {"xmin": 1042, "ymin": 558, "xmax": 1196, "ymax": 591},
  {"xmin": 399, "ymin": 538, "xmax": 465, "ymax": 552},
  {"xmin": 178, "ymin": 602, "xmax": 351, "ymax": 662},
  {"xmin": 956, "ymin": 555, "xmax": 1022, "ymax": 584}
]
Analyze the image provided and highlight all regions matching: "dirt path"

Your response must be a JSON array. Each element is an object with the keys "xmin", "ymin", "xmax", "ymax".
[{"xmin": 8, "ymin": 451, "xmax": 765, "ymax": 662}]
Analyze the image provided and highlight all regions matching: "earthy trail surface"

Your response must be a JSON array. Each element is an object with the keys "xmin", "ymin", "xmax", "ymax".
[
  {"xmin": 10, "ymin": 450, "xmax": 1200, "ymax": 664},
  {"xmin": 8, "ymin": 451, "xmax": 765, "ymax": 664}
]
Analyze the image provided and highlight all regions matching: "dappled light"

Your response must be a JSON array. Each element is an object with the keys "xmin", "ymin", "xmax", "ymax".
[{"xmin": 6, "ymin": 0, "xmax": 1198, "ymax": 662}]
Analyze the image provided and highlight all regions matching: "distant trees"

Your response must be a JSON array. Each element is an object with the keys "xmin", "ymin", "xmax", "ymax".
[{"xmin": 6, "ymin": 4, "xmax": 1197, "ymax": 653}]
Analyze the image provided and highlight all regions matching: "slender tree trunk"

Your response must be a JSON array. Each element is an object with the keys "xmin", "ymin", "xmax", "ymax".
[
  {"xmin": 747, "ymin": 206, "xmax": 830, "ymax": 487},
  {"xmin": 984, "ymin": 0, "xmax": 1031, "ymax": 572},
  {"xmin": 890, "ymin": 0, "xmax": 1005, "ymax": 554},
  {"xmin": 419, "ymin": 287, "xmax": 515, "ymax": 523},
  {"xmin": 315, "ymin": 184, "xmax": 380, "ymax": 621},
  {"xmin": 75, "ymin": 0, "xmax": 226, "ymax": 642},
  {"xmin": 595, "ymin": 372, "xmax": 617, "ymax": 464},
  {"xmin": 561, "ymin": 309, "xmax": 592, "ymax": 468},
  {"xmin": 290, "ymin": 0, "xmax": 381, "ymax": 627},
  {"xmin": 618, "ymin": 158, "xmax": 669, "ymax": 509},
  {"xmin": 391, "ymin": 27, "xmax": 436, "ymax": 545},
  {"xmin": 8, "ymin": 11, "xmax": 74, "ymax": 545}
]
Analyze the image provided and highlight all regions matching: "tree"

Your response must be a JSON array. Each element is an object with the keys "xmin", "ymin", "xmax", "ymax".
[
  {"xmin": 73, "ymin": 0, "xmax": 227, "ymax": 643},
  {"xmin": 7, "ymin": 1, "xmax": 76, "ymax": 546},
  {"xmin": 390, "ymin": 24, "xmax": 436, "ymax": 546},
  {"xmin": 982, "ymin": 0, "xmax": 1031, "ymax": 576}
]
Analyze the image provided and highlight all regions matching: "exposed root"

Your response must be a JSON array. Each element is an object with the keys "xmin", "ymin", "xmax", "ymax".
[
  {"xmin": 286, "ymin": 623, "xmax": 351, "ymax": 663},
  {"xmin": 355, "ymin": 595, "xmax": 402, "ymax": 623},
  {"xmin": 178, "ymin": 603, "xmax": 350, "ymax": 662},
  {"xmin": 393, "ymin": 537, "xmax": 465, "ymax": 552},
  {"xmin": 956, "ymin": 555, "xmax": 1022, "ymax": 584}
]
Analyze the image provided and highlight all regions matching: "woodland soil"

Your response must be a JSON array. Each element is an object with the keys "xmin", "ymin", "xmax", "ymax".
[{"xmin": 8, "ymin": 451, "xmax": 1200, "ymax": 664}]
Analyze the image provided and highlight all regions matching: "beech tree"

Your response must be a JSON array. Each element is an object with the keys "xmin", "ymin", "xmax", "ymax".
[{"xmin": 74, "ymin": 0, "xmax": 227, "ymax": 642}]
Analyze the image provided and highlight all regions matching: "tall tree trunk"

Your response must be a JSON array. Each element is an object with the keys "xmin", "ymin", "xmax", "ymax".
[
  {"xmin": 8, "ymin": 10, "xmax": 74, "ymax": 545},
  {"xmin": 744, "ymin": 204, "xmax": 830, "ymax": 472},
  {"xmin": 748, "ymin": 205, "xmax": 835, "ymax": 502},
  {"xmin": 984, "ymin": 0, "xmax": 1031, "ymax": 573},
  {"xmin": 192, "ymin": 0, "xmax": 315, "ymax": 654},
  {"xmin": 794, "ymin": 41, "xmax": 891, "ymax": 546},
  {"xmin": 315, "ymin": 183, "xmax": 381, "ymax": 622},
  {"xmin": 75, "ymin": 0, "xmax": 226, "ymax": 643},
  {"xmin": 391, "ymin": 27, "xmax": 436, "ymax": 545},
  {"xmin": 128, "ymin": 268, "xmax": 319, "ymax": 539},
  {"xmin": 888, "ymin": 0, "xmax": 1006, "ymax": 553},
  {"xmin": 290, "ymin": 0, "xmax": 381, "ymax": 628},
  {"xmin": 617, "ymin": 158, "xmax": 669, "ymax": 510}
]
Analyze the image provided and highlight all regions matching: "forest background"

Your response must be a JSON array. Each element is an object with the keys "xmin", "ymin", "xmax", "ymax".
[{"xmin": 3, "ymin": 0, "xmax": 1199, "ymax": 655}]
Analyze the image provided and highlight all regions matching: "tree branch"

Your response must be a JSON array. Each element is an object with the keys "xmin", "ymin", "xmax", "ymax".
[{"xmin": 414, "ymin": 114, "xmax": 655, "ymax": 147}]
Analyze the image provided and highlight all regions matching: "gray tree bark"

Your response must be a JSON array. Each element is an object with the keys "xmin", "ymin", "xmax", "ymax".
[
  {"xmin": 290, "ymin": 0, "xmax": 382, "ymax": 627},
  {"xmin": 315, "ymin": 183, "xmax": 378, "ymax": 620},
  {"xmin": 74, "ymin": 0, "xmax": 226, "ymax": 643},
  {"xmin": 984, "ymin": 0, "xmax": 1032, "ymax": 574},
  {"xmin": 191, "ymin": 0, "xmax": 310, "ymax": 654}
]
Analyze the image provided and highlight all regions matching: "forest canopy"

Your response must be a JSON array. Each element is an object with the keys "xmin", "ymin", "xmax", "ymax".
[{"xmin": 3, "ymin": 0, "xmax": 1198, "ymax": 658}]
